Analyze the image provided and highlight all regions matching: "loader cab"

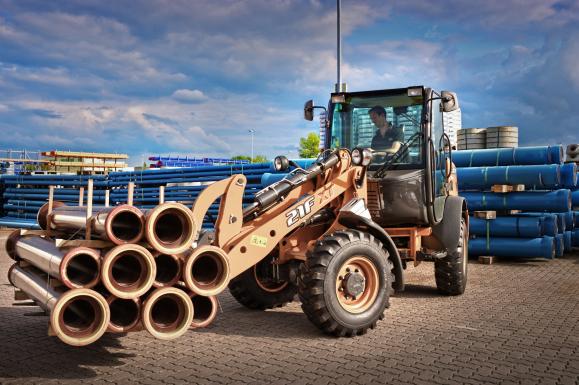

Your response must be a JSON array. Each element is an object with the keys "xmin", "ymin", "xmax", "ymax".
[{"xmin": 306, "ymin": 86, "xmax": 459, "ymax": 228}]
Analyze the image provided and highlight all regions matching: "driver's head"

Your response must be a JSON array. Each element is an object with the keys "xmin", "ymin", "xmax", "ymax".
[{"xmin": 369, "ymin": 106, "xmax": 388, "ymax": 128}]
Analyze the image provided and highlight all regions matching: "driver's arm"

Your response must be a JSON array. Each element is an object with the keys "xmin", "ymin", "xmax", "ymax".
[{"xmin": 384, "ymin": 141, "xmax": 402, "ymax": 154}]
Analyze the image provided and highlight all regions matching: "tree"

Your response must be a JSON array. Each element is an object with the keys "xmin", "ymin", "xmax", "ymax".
[
  {"xmin": 298, "ymin": 132, "xmax": 320, "ymax": 158},
  {"xmin": 232, "ymin": 155, "xmax": 268, "ymax": 163}
]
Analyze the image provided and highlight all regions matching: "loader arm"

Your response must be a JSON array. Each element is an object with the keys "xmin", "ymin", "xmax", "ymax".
[{"xmin": 189, "ymin": 149, "xmax": 368, "ymax": 281}]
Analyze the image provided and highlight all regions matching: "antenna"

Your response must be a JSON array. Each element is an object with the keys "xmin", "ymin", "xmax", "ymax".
[{"xmin": 335, "ymin": 0, "xmax": 342, "ymax": 92}]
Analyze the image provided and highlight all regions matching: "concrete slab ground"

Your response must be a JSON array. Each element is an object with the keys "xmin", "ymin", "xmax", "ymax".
[{"xmin": 0, "ymin": 230, "xmax": 577, "ymax": 385}]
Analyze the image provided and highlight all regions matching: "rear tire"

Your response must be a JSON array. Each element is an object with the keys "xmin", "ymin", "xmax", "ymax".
[
  {"xmin": 299, "ymin": 230, "xmax": 393, "ymax": 337},
  {"xmin": 228, "ymin": 254, "xmax": 297, "ymax": 310},
  {"xmin": 434, "ymin": 218, "xmax": 468, "ymax": 295}
]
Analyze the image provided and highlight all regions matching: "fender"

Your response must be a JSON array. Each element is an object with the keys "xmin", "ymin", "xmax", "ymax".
[
  {"xmin": 424, "ymin": 195, "xmax": 468, "ymax": 253},
  {"xmin": 337, "ymin": 198, "xmax": 405, "ymax": 292}
]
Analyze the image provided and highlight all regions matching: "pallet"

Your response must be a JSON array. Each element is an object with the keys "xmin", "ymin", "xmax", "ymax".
[
  {"xmin": 491, "ymin": 184, "xmax": 525, "ymax": 193},
  {"xmin": 478, "ymin": 256, "xmax": 497, "ymax": 265},
  {"xmin": 473, "ymin": 211, "xmax": 496, "ymax": 219}
]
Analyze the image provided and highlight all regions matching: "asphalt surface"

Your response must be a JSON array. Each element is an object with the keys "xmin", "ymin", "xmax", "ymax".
[{"xmin": 0, "ymin": 230, "xmax": 578, "ymax": 385}]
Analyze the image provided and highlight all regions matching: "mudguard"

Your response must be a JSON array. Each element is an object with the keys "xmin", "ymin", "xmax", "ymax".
[
  {"xmin": 337, "ymin": 198, "xmax": 405, "ymax": 292},
  {"xmin": 424, "ymin": 195, "xmax": 468, "ymax": 253}
]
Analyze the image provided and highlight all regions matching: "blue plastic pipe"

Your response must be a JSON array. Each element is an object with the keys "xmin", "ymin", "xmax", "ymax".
[
  {"xmin": 564, "ymin": 211, "xmax": 574, "ymax": 230},
  {"xmin": 573, "ymin": 191, "xmax": 579, "ymax": 208},
  {"xmin": 452, "ymin": 146, "xmax": 564, "ymax": 168},
  {"xmin": 573, "ymin": 229, "xmax": 579, "ymax": 246},
  {"xmin": 564, "ymin": 231, "xmax": 573, "ymax": 252},
  {"xmin": 468, "ymin": 236, "xmax": 555, "ymax": 259},
  {"xmin": 556, "ymin": 213, "xmax": 567, "ymax": 233},
  {"xmin": 560, "ymin": 163, "xmax": 577, "ymax": 188},
  {"xmin": 555, "ymin": 234, "xmax": 564, "ymax": 257},
  {"xmin": 575, "ymin": 211, "xmax": 579, "ymax": 227},
  {"xmin": 456, "ymin": 164, "xmax": 560, "ymax": 190},
  {"xmin": 469, "ymin": 216, "xmax": 544, "ymax": 238},
  {"xmin": 460, "ymin": 190, "xmax": 572, "ymax": 212}
]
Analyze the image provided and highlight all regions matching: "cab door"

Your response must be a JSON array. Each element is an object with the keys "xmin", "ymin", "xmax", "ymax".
[{"xmin": 429, "ymin": 93, "xmax": 448, "ymax": 222}]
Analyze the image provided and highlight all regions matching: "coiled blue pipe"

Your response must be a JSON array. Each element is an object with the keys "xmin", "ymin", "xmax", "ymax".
[
  {"xmin": 564, "ymin": 231, "xmax": 573, "ymax": 251},
  {"xmin": 460, "ymin": 190, "xmax": 572, "ymax": 212},
  {"xmin": 555, "ymin": 234, "xmax": 564, "ymax": 257},
  {"xmin": 560, "ymin": 163, "xmax": 577, "ymax": 188},
  {"xmin": 468, "ymin": 236, "xmax": 555, "ymax": 259},
  {"xmin": 452, "ymin": 146, "xmax": 564, "ymax": 168},
  {"xmin": 456, "ymin": 164, "xmax": 560, "ymax": 190},
  {"xmin": 469, "ymin": 216, "xmax": 544, "ymax": 237}
]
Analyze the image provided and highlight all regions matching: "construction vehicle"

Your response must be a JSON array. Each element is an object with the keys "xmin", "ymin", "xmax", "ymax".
[
  {"xmin": 224, "ymin": 85, "xmax": 468, "ymax": 336},
  {"xmin": 13, "ymin": 86, "xmax": 466, "ymax": 343}
]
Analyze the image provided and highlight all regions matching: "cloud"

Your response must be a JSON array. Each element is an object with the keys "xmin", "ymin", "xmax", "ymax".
[{"xmin": 172, "ymin": 89, "xmax": 209, "ymax": 104}]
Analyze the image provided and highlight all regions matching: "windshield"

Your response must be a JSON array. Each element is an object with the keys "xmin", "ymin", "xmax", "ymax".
[{"xmin": 329, "ymin": 92, "xmax": 424, "ymax": 167}]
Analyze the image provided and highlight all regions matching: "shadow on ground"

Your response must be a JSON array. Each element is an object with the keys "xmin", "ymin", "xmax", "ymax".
[{"xmin": 0, "ymin": 307, "xmax": 134, "ymax": 380}]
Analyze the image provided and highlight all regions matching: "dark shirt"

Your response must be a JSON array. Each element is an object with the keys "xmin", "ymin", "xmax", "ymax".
[{"xmin": 371, "ymin": 126, "xmax": 404, "ymax": 150}]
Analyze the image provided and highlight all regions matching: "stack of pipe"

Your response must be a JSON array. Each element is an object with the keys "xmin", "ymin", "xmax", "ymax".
[
  {"xmin": 456, "ymin": 144, "xmax": 579, "ymax": 259},
  {"xmin": 6, "ymin": 200, "xmax": 223, "ymax": 346}
]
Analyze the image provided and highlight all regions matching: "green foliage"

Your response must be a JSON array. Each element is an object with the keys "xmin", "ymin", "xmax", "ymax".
[
  {"xmin": 232, "ymin": 155, "xmax": 268, "ymax": 163},
  {"xmin": 298, "ymin": 132, "xmax": 320, "ymax": 158}
]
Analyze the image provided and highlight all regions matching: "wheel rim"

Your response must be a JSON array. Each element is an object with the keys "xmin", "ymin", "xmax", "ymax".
[
  {"xmin": 335, "ymin": 256, "xmax": 379, "ymax": 314},
  {"xmin": 253, "ymin": 265, "xmax": 288, "ymax": 293}
]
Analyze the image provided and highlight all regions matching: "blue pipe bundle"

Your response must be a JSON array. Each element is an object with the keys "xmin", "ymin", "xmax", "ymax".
[
  {"xmin": 555, "ymin": 234, "xmax": 565, "ymax": 257},
  {"xmin": 469, "ymin": 216, "xmax": 544, "ymax": 238},
  {"xmin": 468, "ymin": 236, "xmax": 555, "ymax": 259},
  {"xmin": 461, "ymin": 190, "xmax": 571, "ymax": 213},
  {"xmin": 453, "ymin": 145, "xmax": 563, "ymax": 168},
  {"xmin": 456, "ymin": 164, "xmax": 560, "ymax": 190}
]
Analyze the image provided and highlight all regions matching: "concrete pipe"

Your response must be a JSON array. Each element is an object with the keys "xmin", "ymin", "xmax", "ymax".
[
  {"xmin": 566, "ymin": 144, "xmax": 579, "ymax": 156},
  {"xmin": 101, "ymin": 244, "xmax": 156, "ymax": 299},
  {"xmin": 8, "ymin": 264, "xmax": 110, "ymax": 346},
  {"xmin": 141, "ymin": 287, "xmax": 194, "ymax": 340},
  {"xmin": 152, "ymin": 251, "xmax": 183, "ymax": 288},
  {"xmin": 106, "ymin": 295, "xmax": 141, "ymax": 333},
  {"xmin": 183, "ymin": 245, "xmax": 230, "ymax": 296},
  {"xmin": 145, "ymin": 203, "xmax": 197, "ymax": 254},
  {"xmin": 188, "ymin": 293, "xmax": 218, "ymax": 329},
  {"xmin": 6, "ymin": 232, "xmax": 100, "ymax": 289},
  {"xmin": 38, "ymin": 202, "xmax": 145, "ymax": 245}
]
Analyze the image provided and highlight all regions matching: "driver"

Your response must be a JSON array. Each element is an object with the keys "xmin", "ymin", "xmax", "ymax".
[{"xmin": 369, "ymin": 106, "xmax": 404, "ymax": 153}]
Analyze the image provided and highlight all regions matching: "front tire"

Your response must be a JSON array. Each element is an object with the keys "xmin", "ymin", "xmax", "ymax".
[
  {"xmin": 299, "ymin": 230, "xmax": 393, "ymax": 337},
  {"xmin": 434, "ymin": 218, "xmax": 468, "ymax": 295}
]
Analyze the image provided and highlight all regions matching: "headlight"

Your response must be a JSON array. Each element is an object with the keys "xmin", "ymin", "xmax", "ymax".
[
  {"xmin": 361, "ymin": 148, "xmax": 373, "ymax": 166},
  {"xmin": 273, "ymin": 155, "xmax": 289, "ymax": 172},
  {"xmin": 351, "ymin": 148, "xmax": 362, "ymax": 165}
]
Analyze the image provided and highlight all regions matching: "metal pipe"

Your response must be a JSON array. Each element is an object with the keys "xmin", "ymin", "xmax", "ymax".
[
  {"xmin": 38, "ymin": 202, "xmax": 145, "ymax": 245},
  {"xmin": 145, "ymin": 202, "xmax": 197, "ymax": 254},
  {"xmin": 183, "ymin": 245, "xmax": 230, "ymax": 296},
  {"xmin": 188, "ymin": 293, "xmax": 218, "ymax": 329},
  {"xmin": 6, "ymin": 233, "xmax": 100, "ymax": 289},
  {"xmin": 101, "ymin": 244, "xmax": 156, "ymax": 299},
  {"xmin": 141, "ymin": 287, "xmax": 193, "ymax": 340},
  {"xmin": 152, "ymin": 251, "xmax": 183, "ymax": 288},
  {"xmin": 106, "ymin": 295, "xmax": 141, "ymax": 333},
  {"xmin": 8, "ymin": 264, "xmax": 110, "ymax": 346}
]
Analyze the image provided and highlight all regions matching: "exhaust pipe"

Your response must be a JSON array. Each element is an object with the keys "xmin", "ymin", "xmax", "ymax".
[
  {"xmin": 145, "ymin": 203, "xmax": 197, "ymax": 254},
  {"xmin": 189, "ymin": 294, "xmax": 218, "ymax": 329},
  {"xmin": 6, "ymin": 232, "xmax": 100, "ymax": 289},
  {"xmin": 183, "ymin": 245, "xmax": 230, "ymax": 296},
  {"xmin": 141, "ymin": 287, "xmax": 194, "ymax": 340},
  {"xmin": 152, "ymin": 252, "xmax": 183, "ymax": 288},
  {"xmin": 38, "ymin": 202, "xmax": 145, "ymax": 245},
  {"xmin": 8, "ymin": 264, "xmax": 110, "ymax": 346},
  {"xmin": 101, "ymin": 244, "xmax": 156, "ymax": 299},
  {"xmin": 106, "ymin": 295, "xmax": 141, "ymax": 333}
]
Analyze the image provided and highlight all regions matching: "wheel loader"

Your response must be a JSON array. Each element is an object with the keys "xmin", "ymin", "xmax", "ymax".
[{"xmin": 187, "ymin": 85, "xmax": 468, "ymax": 337}]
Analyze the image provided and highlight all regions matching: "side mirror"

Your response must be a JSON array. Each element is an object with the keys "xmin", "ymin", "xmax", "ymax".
[
  {"xmin": 441, "ymin": 91, "xmax": 459, "ymax": 112},
  {"xmin": 304, "ymin": 100, "xmax": 314, "ymax": 121}
]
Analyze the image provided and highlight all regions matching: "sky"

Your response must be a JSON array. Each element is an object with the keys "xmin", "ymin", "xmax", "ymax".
[{"xmin": 1, "ymin": 0, "xmax": 578, "ymax": 165}]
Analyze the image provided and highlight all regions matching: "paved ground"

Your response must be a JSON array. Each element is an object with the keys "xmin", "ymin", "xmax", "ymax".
[{"xmin": 0, "ymin": 231, "xmax": 577, "ymax": 385}]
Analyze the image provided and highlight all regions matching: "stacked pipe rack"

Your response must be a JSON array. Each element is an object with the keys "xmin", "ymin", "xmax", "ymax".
[
  {"xmin": 455, "ymin": 145, "xmax": 579, "ymax": 260},
  {"xmin": 6, "ymin": 181, "xmax": 223, "ymax": 346}
]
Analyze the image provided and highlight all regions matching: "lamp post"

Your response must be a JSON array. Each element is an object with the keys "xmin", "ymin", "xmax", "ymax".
[{"xmin": 248, "ymin": 129, "xmax": 255, "ymax": 163}]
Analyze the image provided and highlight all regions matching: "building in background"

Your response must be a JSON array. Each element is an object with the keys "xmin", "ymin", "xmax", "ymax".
[{"xmin": 443, "ymin": 108, "xmax": 462, "ymax": 149}]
